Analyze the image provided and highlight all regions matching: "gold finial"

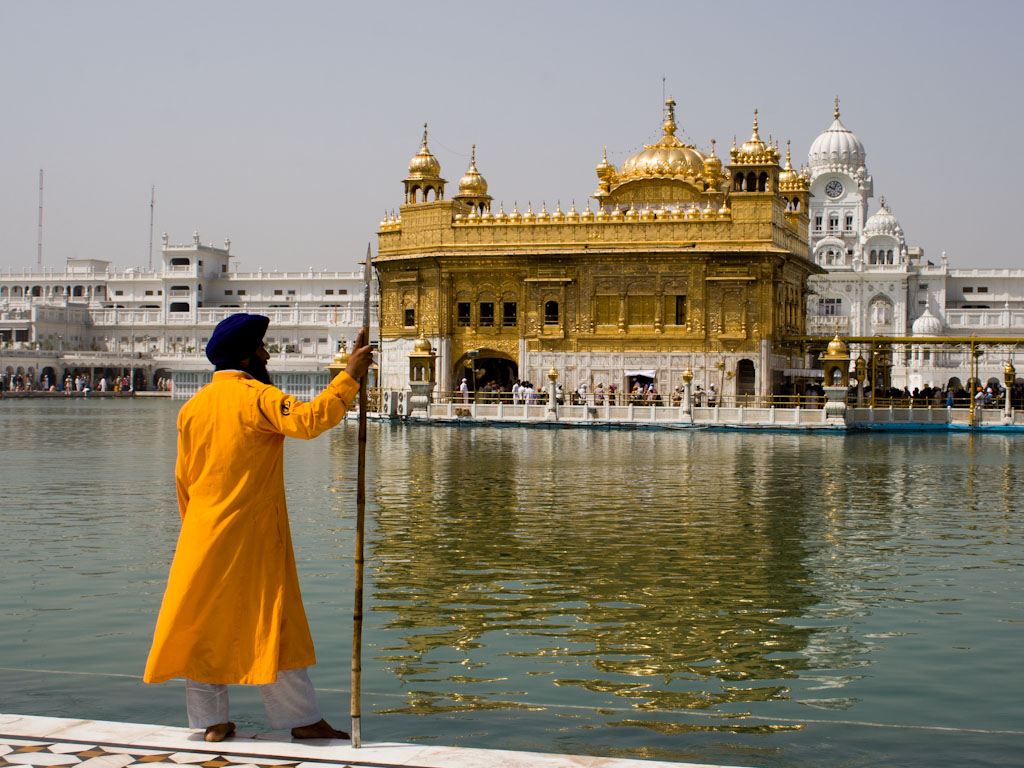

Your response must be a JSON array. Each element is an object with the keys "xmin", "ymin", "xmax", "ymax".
[
  {"xmin": 422, "ymin": 122, "xmax": 429, "ymax": 147},
  {"xmin": 785, "ymin": 139, "xmax": 792, "ymax": 169},
  {"xmin": 603, "ymin": 146, "xmax": 608, "ymax": 162},
  {"xmin": 470, "ymin": 144, "xmax": 476, "ymax": 167},
  {"xmin": 834, "ymin": 96, "xmax": 840, "ymax": 120},
  {"xmin": 710, "ymin": 138, "xmax": 716, "ymax": 157},
  {"xmin": 880, "ymin": 195, "xmax": 887, "ymax": 210},
  {"xmin": 751, "ymin": 108, "xmax": 760, "ymax": 139},
  {"xmin": 663, "ymin": 96, "xmax": 677, "ymax": 136},
  {"xmin": 732, "ymin": 135, "xmax": 737, "ymax": 151}
]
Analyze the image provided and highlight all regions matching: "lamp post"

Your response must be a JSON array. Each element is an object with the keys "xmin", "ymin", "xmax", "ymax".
[
  {"xmin": 854, "ymin": 354, "xmax": 866, "ymax": 407},
  {"xmin": 1004, "ymin": 360, "xmax": 1015, "ymax": 422},
  {"xmin": 547, "ymin": 365, "xmax": 558, "ymax": 419}
]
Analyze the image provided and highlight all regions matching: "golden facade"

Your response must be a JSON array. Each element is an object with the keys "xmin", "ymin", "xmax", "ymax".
[{"xmin": 375, "ymin": 102, "xmax": 820, "ymax": 397}]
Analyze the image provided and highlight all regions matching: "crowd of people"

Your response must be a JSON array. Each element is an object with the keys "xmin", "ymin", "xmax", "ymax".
[
  {"xmin": 0, "ymin": 372, "xmax": 172, "ymax": 393},
  {"xmin": 446, "ymin": 377, "xmax": 1024, "ymax": 411},
  {"xmin": 855, "ymin": 381, "xmax": 1024, "ymax": 409}
]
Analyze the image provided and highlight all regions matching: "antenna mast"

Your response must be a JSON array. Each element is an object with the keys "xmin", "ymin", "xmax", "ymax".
[
  {"xmin": 37, "ymin": 169, "xmax": 44, "ymax": 269},
  {"xmin": 148, "ymin": 185, "xmax": 155, "ymax": 271}
]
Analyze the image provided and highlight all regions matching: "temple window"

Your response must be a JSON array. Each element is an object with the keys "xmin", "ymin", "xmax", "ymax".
[
  {"xmin": 404, "ymin": 308, "xmax": 415, "ymax": 327},
  {"xmin": 628, "ymin": 295, "xmax": 656, "ymax": 326},
  {"xmin": 674, "ymin": 295, "xmax": 687, "ymax": 325},
  {"xmin": 815, "ymin": 216, "xmax": 822, "ymax": 232},
  {"xmin": 596, "ymin": 295, "xmax": 617, "ymax": 325},
  {"xmin": 502, "ymin": 302, "xmax": 517, "ymax": 326},
  {"xmin": 845, "ymin": 214, "xmax": 853, "ymax": 231},
  {"xmin": 479, "ymin": 302, "xmax": 494, "ymax": 327},
  {"xmin": 544, "ymin": 300, "xmax": 559, "ymax": 325},
  {"xmin": 457, "ymin": 302, "xmax": 471, "ymax": 327}
]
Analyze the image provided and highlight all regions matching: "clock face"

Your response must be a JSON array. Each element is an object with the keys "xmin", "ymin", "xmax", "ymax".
[{"xmin": 825, "ymin": 179, "xmax": 844, "ymax": 199}]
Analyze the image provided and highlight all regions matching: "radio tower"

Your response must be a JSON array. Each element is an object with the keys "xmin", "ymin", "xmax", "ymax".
[{"xmin": 37, "ymin": 169, "xmax": 44, "ymax": 268}]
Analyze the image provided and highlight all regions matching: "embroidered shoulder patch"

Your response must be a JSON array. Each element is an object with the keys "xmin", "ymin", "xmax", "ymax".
[{"xmin": 281, "ymin": 399, "xmax": 294, "ymax": 416}]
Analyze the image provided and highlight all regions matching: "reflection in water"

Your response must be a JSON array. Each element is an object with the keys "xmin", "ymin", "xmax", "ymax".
[{"xmin": 362, "ymin": 429, "xmax": 840, "ymax": 726}]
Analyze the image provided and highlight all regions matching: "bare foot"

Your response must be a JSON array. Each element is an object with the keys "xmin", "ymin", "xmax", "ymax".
[
  {"xmin": 291, "ymin": 718, "xmax": 349, "ymax": 740},
  {"xmin": 204, "ymin": 722, "xmax": 235, "ymax": 742}
]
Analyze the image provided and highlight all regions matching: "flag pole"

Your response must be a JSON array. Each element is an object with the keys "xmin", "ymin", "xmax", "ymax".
[{"xmin": 351, "ymin": 243, "xmax": 372, "ymax": 748}]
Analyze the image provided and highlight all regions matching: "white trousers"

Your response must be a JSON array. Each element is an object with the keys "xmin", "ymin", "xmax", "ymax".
[{"xmin": 185, "ymin": 667, "xmax": 322, "ymax": 730}]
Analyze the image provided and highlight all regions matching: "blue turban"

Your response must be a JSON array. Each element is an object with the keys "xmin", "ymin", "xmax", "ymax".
[{"xmin": 205, "ymin": 313, "xmax": 270, "ymax": 366}]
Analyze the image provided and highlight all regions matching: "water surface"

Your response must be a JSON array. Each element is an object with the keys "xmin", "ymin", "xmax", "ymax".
[{"xmin": 0, "ymin": 399, "xmax": 1021, "ymax": 767}]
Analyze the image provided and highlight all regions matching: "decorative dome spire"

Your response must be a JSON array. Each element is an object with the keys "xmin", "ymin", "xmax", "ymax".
[
  {"xmin": 740, "ymin": 109, "xmax": 767, "ymax": 156},
  {"xmin": 663, "ymin": 97, "xmax": 678, "ymax": 136},
  {"xmin": 729, "ymin": 109, "xmax": 779, "ymax": 165},
  {"xmin": 826, "ymin": 330, "xmax": 848, "ymax": 356},
  {"xmin": 779, "ymin": 140, "xmax": 799, "ymax": 184},
  {"xmin": 912, "ymin": 305, "xmax": 943, "ymax": 336},
  {"xmin": 808, "ymin": 97, "xmax": 867, "ymax": 173},
  {"xmin": 458, "ymin": 145, "xmax": 488, "ymax": 196},
  {"xmin": 703, "ymin": 138, "xmax": 722, "ymax": 178},
  {"xmin": 596, "ymin": 146, "xmax": 614, "ymax": 180},
  {"xmin": 619, "ymin": 97, "xmax": 707, "ymax": 179},
  {"xmin": 407, "ymin": 123, "xmax": 442, "ymax": 178},
  {"xmin": 864, "ymin": 196, "xmax": 903, "ymax": 238}
]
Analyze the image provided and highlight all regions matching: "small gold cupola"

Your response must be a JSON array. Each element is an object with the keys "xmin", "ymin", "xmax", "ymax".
[
  {"xmin": 453, "ymin": 145, "xmax": 493, "ymax": 215},
  {"xmin": 403, "ymin": 123, "xmax": 446, "ymax": 204},
  {"xmin": 702, "ymin": 138, "xmax": 722, "ymax": 187}
]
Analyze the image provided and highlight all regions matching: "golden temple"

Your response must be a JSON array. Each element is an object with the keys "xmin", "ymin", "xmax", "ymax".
[{"xmin": 375, "ymin": 101, "xmax": 820, "ymax": 397}]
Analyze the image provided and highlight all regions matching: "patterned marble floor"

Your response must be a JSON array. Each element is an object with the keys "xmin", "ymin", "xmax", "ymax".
[{"xmin": 0, "ymin": 715, "xmax": 740, "ymax": 768}]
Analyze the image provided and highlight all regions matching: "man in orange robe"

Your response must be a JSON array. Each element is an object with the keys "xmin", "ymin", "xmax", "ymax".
[{"xmin": 144, "ymin": 313, "xmax": 372, "ymax": 742}]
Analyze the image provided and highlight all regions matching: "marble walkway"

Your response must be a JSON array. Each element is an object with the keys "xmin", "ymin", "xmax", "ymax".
[{"xmin": 0, "ymin": 715, "xmax": 743, "ymax": 768}]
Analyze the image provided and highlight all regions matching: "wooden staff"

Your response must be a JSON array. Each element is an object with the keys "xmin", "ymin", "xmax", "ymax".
[{"xmin": 351, "ymin": 243, "xmax": 372, "ymax": 747}]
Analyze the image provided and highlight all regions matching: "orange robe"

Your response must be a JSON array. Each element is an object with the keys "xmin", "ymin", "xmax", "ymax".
[{"xmin": 144, "ymin": 370, "xmax": 359, "ymax": 685}]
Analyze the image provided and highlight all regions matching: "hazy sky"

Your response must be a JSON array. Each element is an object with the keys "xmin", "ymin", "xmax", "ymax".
[{"xmin": 2, "ymin": 1, "xmax": 1021, "ymax": 274}]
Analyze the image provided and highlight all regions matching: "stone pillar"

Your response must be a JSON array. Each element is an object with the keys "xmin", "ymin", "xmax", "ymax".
[{"xmin": 823, "ymin": 385, "xmax": 848, "ymax": 427}]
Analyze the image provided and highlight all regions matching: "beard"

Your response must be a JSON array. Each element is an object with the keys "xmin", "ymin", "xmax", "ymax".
[{"xmin": 243, "ymin": 356, "xmax": 272, "ymax": 386}]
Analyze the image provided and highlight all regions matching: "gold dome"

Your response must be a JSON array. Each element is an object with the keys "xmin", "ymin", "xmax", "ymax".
[
  {"xmin": 702, "ymin": 138, "xmax": 722, "ymax": 178},
  {"xmin": 826, "ymin": 331, "xmax": 848, "ymax": 356},
  {"xmin": 619, "ymin": 97, "xmax": 707, "ymax": 179},
  {"xmin": 413, "ymin": 334, "xmax": 433, "ymax": 353},
  {"xmin": 596, "ymin": 147, "xmax": 614, "ymax": 181},
  {"xmin": 739, "ymin": 110, "xmax": 767, "ymax": 159},
  {"xmin": 407, "ymin": 123, "xmax": 441, "ymax": 178},
  {"xmin": 333, "ymin": 339, "xmax": 349, "ymax": 365},
  {"xmin": 779, "ymin": 140, "xmax": 798, "ymax": 184},
  {"xmin": 457, "ymin": 145, "xmax": 488, "ymax": 196}
]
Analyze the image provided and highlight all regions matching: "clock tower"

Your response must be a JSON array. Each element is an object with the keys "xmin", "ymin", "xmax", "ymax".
[{"xmin": 807, "ymin": 98, "xmax": 872, "ymax": 271}]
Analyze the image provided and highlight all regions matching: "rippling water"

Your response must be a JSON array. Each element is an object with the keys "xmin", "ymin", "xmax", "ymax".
[{"xmin": 1, "ymin": 399, "xmax": 1022, "ymax": 767}]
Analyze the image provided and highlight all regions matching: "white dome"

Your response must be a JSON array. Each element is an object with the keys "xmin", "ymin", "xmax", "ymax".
[
  {"xmin": 808, "ymin": 102, "xmax": 866, "ymax": 173},
  {"xmin": 912, "ymin": 307, "xmax": 942, "ymax": 336},
  {"xmin": 863, "ymin": 197, "xmax": 902, "ymax": 238}
]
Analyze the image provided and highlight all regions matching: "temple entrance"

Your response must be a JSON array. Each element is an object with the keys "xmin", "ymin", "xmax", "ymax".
[
  {"xmin": 454, "ymin": 350, "xmax": 518, "ymax": 397},
  {"xmin": 737, "ymin": 359, "xmax": 756, "ymax": 397}
]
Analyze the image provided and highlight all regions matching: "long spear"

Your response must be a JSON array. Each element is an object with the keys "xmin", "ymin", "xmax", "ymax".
[{"xmin": 351, "ymin": 243, "xmax": 371, "ymax": 747}]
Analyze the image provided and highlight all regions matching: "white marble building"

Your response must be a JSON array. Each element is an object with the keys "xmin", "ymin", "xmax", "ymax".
[
  {"xmin": 0, "ymin": 232, "xmax": 377, "ymax": 398},
  {"xmin": 805, "ymin": 101, "xmax": 1024, "ymax": 390}
]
